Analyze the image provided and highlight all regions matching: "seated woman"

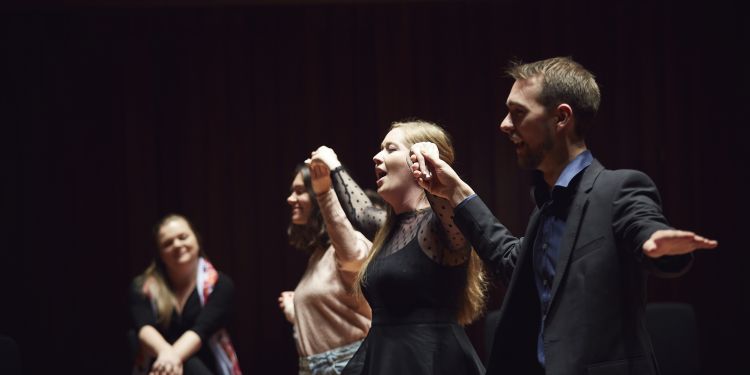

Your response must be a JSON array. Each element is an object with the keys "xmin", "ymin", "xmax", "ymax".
[
  {"xmin": 130, "ymin": 214, "xmax": 241, "ymax": 375},
  {"xmin": 278, "ymin": 146, "xmax": 376, "ymax": 374}
]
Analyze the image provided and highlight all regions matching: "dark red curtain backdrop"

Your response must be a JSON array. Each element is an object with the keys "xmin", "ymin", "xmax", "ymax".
[{"xmin": 1, "ymin": 0, "xmax": 746, "ymax": 373}]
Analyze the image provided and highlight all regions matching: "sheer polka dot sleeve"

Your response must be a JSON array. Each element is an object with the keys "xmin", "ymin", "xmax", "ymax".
[
  {"xmin": 418, "ymin": 193, "xmax": 471, "ymax": 266},
  {"xmin": 331, "ymin": 167, "xmax": 386, "ymax": 240}
]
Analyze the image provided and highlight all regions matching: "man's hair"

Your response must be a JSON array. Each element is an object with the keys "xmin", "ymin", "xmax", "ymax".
[{"xmin": 507, "ymin": 56, "xmax": 601, "ymax": 139}]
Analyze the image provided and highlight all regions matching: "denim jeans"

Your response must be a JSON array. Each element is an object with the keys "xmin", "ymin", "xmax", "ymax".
[{"xmin": 298, "ymin": 340, "xmax": 363, "ymax": 375}]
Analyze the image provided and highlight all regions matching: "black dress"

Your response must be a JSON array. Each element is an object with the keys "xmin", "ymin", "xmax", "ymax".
[{"xmin": 342, "ymin": 202, "xmax": 485, "ymax": 375}]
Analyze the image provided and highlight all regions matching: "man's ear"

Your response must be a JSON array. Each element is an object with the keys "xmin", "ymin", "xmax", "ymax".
[{"xmin": 555, "ymin": 104, "xmax": 573, "ymax": 132}]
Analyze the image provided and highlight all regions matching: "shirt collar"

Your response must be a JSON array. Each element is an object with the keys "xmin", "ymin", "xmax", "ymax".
[
  {"xmin": 533, "ymin": 150, "xmax": 593, "ymax": 207},
  {"xmin": 555, "ymin": 150, "xmax": 593, "ymax": 188}
]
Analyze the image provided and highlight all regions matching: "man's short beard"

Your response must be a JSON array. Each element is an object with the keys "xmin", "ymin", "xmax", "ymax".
[{"xmin": 518, "ymin": 131, "xmax": 554, "ymax": 170}]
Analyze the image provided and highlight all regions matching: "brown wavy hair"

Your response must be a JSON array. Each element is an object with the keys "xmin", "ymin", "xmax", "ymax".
[{"xmin": 287, "ymin": 164, "xmax": 329, "ymax": 252}]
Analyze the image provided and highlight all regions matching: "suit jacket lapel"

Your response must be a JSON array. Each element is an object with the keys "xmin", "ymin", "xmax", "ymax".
[
  {"xmin": 498, "ymin": 205, "xmax": 542, "ymax": 318},
  {"xmin": 546, "ymin": 159, "xmax": 604, "ymax": 314},
  {"xmin": 517, "ymin": 207, "xmax": 542, "ymax": 275}
]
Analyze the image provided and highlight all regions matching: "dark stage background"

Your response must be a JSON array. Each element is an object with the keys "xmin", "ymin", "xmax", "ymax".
[{"xmin": 1, "ymin": 0, "xmax": 746, "ymax": 373}]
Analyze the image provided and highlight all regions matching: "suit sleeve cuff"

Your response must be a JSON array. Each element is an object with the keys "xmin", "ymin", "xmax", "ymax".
[{"xmin": 454, "ymin": 193, "xmax": 478, "ymax": 211}]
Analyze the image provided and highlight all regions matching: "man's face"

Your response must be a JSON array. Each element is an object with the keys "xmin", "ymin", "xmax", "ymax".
[{"xmin": 499, "ymin": 76, "xmax": 557, "ymax": 170}]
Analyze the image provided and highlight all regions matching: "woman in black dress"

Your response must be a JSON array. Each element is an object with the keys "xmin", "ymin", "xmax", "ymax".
[{"xmin": 343, "ymin": 120, "xmax": 487, "ymax": 375}]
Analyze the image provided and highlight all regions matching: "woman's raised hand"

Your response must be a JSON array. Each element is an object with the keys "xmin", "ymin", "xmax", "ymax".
[{"xmin": 306, "ymin": 146, "xmax": 340, "ymax": 194}]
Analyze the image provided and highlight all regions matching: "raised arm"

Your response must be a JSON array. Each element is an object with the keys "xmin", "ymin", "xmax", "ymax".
[
  {"xmin": 410, "ymin": 143, "xmax": 521, "ymax": 280},
  {"xmin": 309, "ymin": 145, "xmax": 385, "ymax": 239},
  {"xmin": 416, "ymin": 191, "xmax": 471, "ymax": 266},
  {"xmin": 331, "ymin": 167, "xmax": 386, "ymax": 239},
  {"xmin": 308, "ymin": 148, "xmax": 372, "ymax": 272}
]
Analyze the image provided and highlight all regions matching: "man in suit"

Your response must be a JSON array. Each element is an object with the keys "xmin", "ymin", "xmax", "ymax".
[{"xmin": 409, "ymin": 57, "xmax": 717, "ymax": 374}]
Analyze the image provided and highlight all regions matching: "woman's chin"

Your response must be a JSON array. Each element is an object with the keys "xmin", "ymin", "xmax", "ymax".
[{"xmin": 178, "ymin": 256, "xmax": 197, "ymax": 265}]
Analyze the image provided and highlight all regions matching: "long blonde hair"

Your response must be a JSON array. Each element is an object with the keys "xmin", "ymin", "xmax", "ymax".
[
  {"xmin": 135, "ymin": 214, "xmax": 203, "ymax": 328},
  {"xmin": 355, "ymin": 120, "xmax": 487, "ymax": 325}
]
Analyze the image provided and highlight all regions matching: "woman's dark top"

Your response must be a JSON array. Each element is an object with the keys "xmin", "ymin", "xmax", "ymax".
[
  {"xmin": 342, "ymin": 201, "xmax": 485, "ymax": 375},
  {"xmin": 129, "ymin": 272, "xmax": 234, "ymax": 374}
]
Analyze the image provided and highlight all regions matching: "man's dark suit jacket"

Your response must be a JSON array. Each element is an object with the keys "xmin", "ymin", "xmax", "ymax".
[{"xmin": 454, "ymin": 159, "xmax": 692, "ymax": 375}]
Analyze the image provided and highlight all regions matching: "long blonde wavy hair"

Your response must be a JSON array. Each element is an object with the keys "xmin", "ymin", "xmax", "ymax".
[
  {"xmin": 355, "ymin": 120, "xmax": 487, "ymax": 325},
  {"xmin": 135, "ymin": 214, "xmax": 204, "ymax": 328}
]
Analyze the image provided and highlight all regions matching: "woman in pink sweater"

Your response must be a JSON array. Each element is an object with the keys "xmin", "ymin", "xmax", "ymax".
[{"xmin": 279, "ymin": 146, "xmax": 381, "ymax": 375}]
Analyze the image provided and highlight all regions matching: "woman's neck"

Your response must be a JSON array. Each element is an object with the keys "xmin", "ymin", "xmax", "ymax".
[
  {"xmin": 389, "ymin": 186, "xmax": 430, "ymax": 214},
  {"xmin": 167, "ymin": 261, "xmax": 198, "ymax": 292}
]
